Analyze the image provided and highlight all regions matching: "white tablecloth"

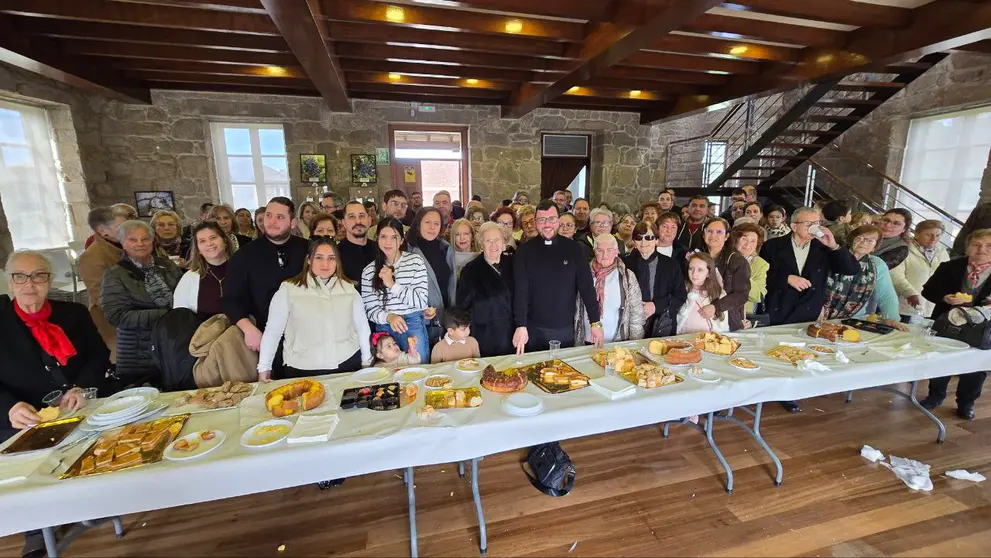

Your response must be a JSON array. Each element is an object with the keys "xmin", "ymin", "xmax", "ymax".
[{"xmin": 0, "ymin": 323, "xmax": 987, "ymax": 536}]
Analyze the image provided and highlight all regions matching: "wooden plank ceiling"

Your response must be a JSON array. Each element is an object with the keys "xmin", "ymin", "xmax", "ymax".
[{"xmin": 1, "ymin": 0, "xmax": 990, "ymax": 123}]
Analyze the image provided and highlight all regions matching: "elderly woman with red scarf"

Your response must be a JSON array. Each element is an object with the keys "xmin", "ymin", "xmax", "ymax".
[
  {"xmin": 574, "ymin": 234, "xmax": 645, "ymax": 344},
  {"xmin": 1, "ymin": 250, "xmax": 109, "ymax": 443}
]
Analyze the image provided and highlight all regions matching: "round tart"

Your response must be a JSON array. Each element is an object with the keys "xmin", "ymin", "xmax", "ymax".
[
  {"xmin": 481, "ymin": 365, "xmax": 527, "ymax": 393},
  {"xmin": 265, "ymin": 379, "xmax": 325, "ymax": 417}
]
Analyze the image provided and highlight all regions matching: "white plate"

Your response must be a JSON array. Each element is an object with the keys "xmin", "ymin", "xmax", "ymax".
[
  {"xmin": 241, "ymin": 419, "xmax": 293, "ymax": 449},
  {"xmin": 164, "ymin": 430, "xmax": 226, "ymax": 461},
  {"xmin": 353, "ymin": 367, "xmax": 391, "ymax": 384},
  {"xmin": 728, "ymin": 358, "xmax": 762, "ymax": 372},
  {"xmin": 501, "ymin": 392, "xmax": 544, "ymax": 417},
  {"xmin": 110, "ymin": 387, "xmax": 160, "ymax": 400},
  {"xmin": 806, "ymin": 344, "xmax": 838, "ymax": 355},
  {"xmin": 394, "ymin": 367, "xmax": 428, "ymax": 383},
  {"xmin": 90, "ymin": 396, "xmax": 149, "ymax": 421},
  {"xmin": 456, "ymin": 358, "xmax": 487, "ymax": 373},
  {"xmin": 928, "ymin": 336, "xmax": 970, "ymax": 350},
  {"xmin": 424, "ymin": 374, "xmax": 454, "ymax": 390},
  {"xmin": 79, "ymin": 402, "xmax": 168, "ymax": 433},
  {"xmin": 685, "ymin": 367, "xmax": 720, "ymax": 383}
]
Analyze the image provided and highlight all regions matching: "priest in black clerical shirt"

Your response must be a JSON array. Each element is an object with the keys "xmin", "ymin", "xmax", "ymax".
[
  {"xmin": 223, "ymin": 197, "xmax": 308, "ymax": 354},
  {"xmin": 337, "ymin": 200, "xmax": 377, "ymax": 285},
  {"xmin": 513, "ymin": 200, "xmax": 603, "ymax": 353}
]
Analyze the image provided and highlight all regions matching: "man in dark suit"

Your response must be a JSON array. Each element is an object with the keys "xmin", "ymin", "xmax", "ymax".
[
  {"xmin": 919, "ymin": 229, "xmax": 991, "ymax": 419},
  {"xmin": 760, "ymin": 206, "xmax": 859, "ymax": 413}
]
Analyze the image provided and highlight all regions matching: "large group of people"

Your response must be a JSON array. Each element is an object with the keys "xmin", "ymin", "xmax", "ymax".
[{"xmin": 2, "ymin": 186, "xmax": 986, "ymax": 460}]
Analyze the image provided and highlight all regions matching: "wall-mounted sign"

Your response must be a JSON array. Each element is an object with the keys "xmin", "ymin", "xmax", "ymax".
[
  {"xmin": 404, "ymin": 165, "xmax": 416, "ymax": 183},
  {"xmin": 375, "ymin": 147, "xmax": 390, "ymax": 165}
]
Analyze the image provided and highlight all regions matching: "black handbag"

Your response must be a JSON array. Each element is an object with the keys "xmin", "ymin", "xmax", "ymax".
[
  {"xmin": 522, "ymin": 443, "xmax": 576, "ymax": 497},
  {"xmin": 933, "ymin": 307, "xmax": 991, "ymax": 350}
]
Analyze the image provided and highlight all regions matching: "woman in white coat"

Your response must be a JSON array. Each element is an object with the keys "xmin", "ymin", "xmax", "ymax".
[
  {"xmin": 889, "ymin": 219, "xmax": 950, "ymax": 321},
  {"xmin": 173, "ymin": 221, "xmax": 234, "ymax": 318},
  {"xmin": 258, "ymin": 237, "xmax": 371, "ymax": 381}
]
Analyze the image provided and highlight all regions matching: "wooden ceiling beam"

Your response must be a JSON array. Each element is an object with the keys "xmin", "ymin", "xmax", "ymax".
[
  {"xmin": 603, "ymin": 65, "xmax": 728, "ymax": 85},
  {"xmin": 149, "ymin": 81, "xmax": 320, "ymax": 97},
  {"xmin": 327, "ymin": 21, "xmax": 569, "ymax": 58},
  {"xmin": 718, "ymin": 0, "xmax": 912, "ymax": 29},
  {"xmin": 13, "ymin": 16, "xmax": 289, "ymax": 52},
  {"xmin": 319, "ymin": 0, "xmax": 585, "ymax": 41},
  {"xmin": 126, "ymin": 70, "xmax": 314, "ymax": 89},
  {"xmin": 0, "ymin": 0, "xmax": 278, "ymax": 34},
  {"xmin": 333, "ymin": 42, "xmax": 567, "ymax": 72},
  {"xmin": 112, "ymin": 59, "xmax": 308, "ymax": 78},
  {"xmin": 624, "ymin": 50, "xmax": 760, "ymax": 74},
  {"xmin": 260, "ymin": 0, "xmax": 350, "ymax": 112},
  {"xmin": 683, "ymin": 14, "xmax": 848, "ymax": 47},
  {"xmin": 503, "ymin": 0, "xmax": 723, "ymax": 119},
  {"xmin": 64, "ymin": 38, "xmax": 298, "ymax": 66},
  {"xmin": 551, "ymin": 96, "xmax": 670, "ymax": 110},
  {"xmin": 345, "ymin": 72, "xmax": 515, "ymax": 90},
  {"xmin": 339, "ymin": 58, "xmax": 537, "ymax": 83},
  {"xmin": 106, "ymin": 0, "xmax": 268, "ymax": 14},
  {"xmin": 650, "ymin": 34, "xmax": 799, "ymax": 62},
  {"xmin": 0, "ymin": 14, "xmax": 150, "ymax": 103},
  {"xmin": 349, "ymin": 90, "xmax": 504, "ymax": 106},
  {"xmin": 649, "ymin": 0, "xmax": 991, "ymax": 124},
  {"xmin": 558, "ymin": 87, "xmax": 669, "ymax": 102}
]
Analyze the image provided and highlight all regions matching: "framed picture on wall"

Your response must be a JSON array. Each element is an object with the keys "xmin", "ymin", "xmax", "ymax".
[
  {"xmin": 351, "ymin": 153, "xmax": 377, "ymax": 183},
  {"xmin": 134, "ymin": 190, "xmax": 175, "ymax": 218},
  {"xmin": 300, "ymin": 153, "xmax": 327, "ymax": 183}
]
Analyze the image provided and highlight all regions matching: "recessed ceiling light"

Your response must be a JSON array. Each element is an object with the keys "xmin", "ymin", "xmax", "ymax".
[
  {"xmin": 629, "ymin": 90, "xmax": 642, "ymax": 97},
  {"xmin": 706, "ymin": 70, "xmax": 730, "ymax": 75},
  {"xmin": 567, "ymin": 86, "xmax": 580, "ymax": 94},
  {"xmin": 505, "ymin": 19, "xmax": 524, "ymax": 34},
  {"xmin": 388, "ymin": 73, "xmax": 402, "ymax": 81},
  {"xmin": 465, "ymin": 78, "xmax": 479, "ymax": 85},
  {"xmin": 261, "ymin": 66, "xmax": 288, "ymax": 77},
  {"xmin": 385, "ymin": 5, "xmax": 405, "ymax": 22},
  {"xmin": 729, "ymin": 45, "xmax": 749, "ymax": 56},
  {"xmin": 816, "ymin": 53, "xmax": 835, "ymax": 64}
]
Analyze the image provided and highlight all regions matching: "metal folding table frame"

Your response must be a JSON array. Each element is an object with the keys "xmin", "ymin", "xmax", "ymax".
[{"xmin": 405, "ymin": 457, "xmax": 487, "ymax": 558}]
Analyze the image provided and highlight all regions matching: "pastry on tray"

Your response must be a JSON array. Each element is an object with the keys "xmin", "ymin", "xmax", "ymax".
[
  {"xmin": 692, "ymin": 332, "xmax": 740, "ymax": 355},
  {"xmin": 648, "ymin": 339, "xmax": 692, "ymax": 355},
  {"xmin": 481, "ymin": 365, "xmax": 527, "ymax": 393},
  {"xmin": 664, "ymin": 346, "xmax": 702, "ymax": 365},
  {"xmin": 807, "ymin": 322, "xmax": 860, "ymax": 343}
]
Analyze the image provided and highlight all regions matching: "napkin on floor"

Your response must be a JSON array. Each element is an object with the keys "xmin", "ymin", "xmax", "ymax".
[
  {"xmin": 287, "ymin": 414, "xmax": 340, "ymax": 445},
  {"xmin": 946, "ymin": 469, "xmax": 987, "ymax": 482},
  {"xmin": 882, "ymin": 455, "xmax": 933, "ymax": 491},
  {"xmin": 860, "ymin": 445, "xmax": 884, "ymax": 463},
  {"xmin": 0, "ymin": 453, "xmax": 50, "ymax": 485}
]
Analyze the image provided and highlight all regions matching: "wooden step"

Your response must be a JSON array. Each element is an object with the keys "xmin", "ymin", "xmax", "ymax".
[
  {"xmin": 835, "ymin": 81, "xmax": 905, "ymax": 91},
  {"xmin": 765, "ymin": 142, "xmax": 826, "ymax": 150},
  {"xmin": 885, "ymin": 62, "xmax": 933, "ymax": 73},
  {"xmin": 752, "ymin": 155, "xmax": 806, "ymax": 160},
  {"xmin": 813, "ymin": 99, "xmax": 883, "ymax": 108},
  {"xmin": 778, "ymin": 128, "xmax": 840, "ymax": 136},
  {"xmin": 804, "ymin": 114, "xmax": 861, "ymax": 123}
]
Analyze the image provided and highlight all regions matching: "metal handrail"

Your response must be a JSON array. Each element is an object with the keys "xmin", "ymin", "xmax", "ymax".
[
  {"xmin": 807, "ymin": 160, "xmax": 885, "ymax": 214},
  {"xmin": 823, "ymin": 142, "xmax": 965, "ymax": 227}
]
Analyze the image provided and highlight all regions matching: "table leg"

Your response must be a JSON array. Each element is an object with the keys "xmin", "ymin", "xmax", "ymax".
[
  {"xmin": 458, "ymin": 461, "xmax": 465, "ymax": 478},
  {"xmin": 469, "ymin": 458, "xmax": 487, "ymax": 554},
  {"xmin": 703, "ymin": 412, "xmax": 734, "ymax": 494},
  {"xmin": 405, "ymin": 467, "xmax": 418, "ymax": 558},
  {"xmin": 860, "ymin": 383, "xmax": 946, "ymax": 444},
  {"xmin": 845, "ymin": 390, "xmax": 854, "ymax": 403},
  {"xmin": 42, "ymin": 527, "xmax": 58, "ymax": 558},
  {"xmin": 112, "ymin": 516, "xmax": 125, "ymax": 539},
  {"xmin": 712, "ymin": 404, "xmax": 784, "ymax": 487}
]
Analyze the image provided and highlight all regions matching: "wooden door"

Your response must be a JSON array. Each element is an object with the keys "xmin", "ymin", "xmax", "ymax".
[{"xmin": 392, "ymin": 159, "xmax": 422, "ymax": 198}]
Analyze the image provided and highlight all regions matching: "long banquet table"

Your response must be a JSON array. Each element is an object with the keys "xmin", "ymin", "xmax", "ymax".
[{"xmin": 1, "ymin": 322, "xmax": 989, "ymax": 551}]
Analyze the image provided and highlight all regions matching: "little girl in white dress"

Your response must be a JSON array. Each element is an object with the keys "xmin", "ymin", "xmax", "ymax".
[{"xmin": 677, "ymin": 252, "xmax": 729, "ymax": 334}]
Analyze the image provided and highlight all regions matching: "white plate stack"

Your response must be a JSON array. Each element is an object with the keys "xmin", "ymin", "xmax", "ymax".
[
  {"xmin": 501, "ymin": 392, "xmax": 544, "ymax": 417},
  {"xmin": 81, "ymin": 395, "xmax": 164, "ymax": 432}
]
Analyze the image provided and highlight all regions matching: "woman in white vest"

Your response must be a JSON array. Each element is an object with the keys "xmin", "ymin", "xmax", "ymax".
[{"xmin": 258, "ymin": 237, "xmax": 371, "ymax": 381}]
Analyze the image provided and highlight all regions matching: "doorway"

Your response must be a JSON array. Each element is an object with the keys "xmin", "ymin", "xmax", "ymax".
[{"xmin": 389, "ymin": 124, "xmax": 469, "ymax": 207}]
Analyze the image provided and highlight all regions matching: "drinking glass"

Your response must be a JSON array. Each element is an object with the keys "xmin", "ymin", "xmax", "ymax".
[
  {"xmin": 755, "ymin": 332, "xmax": 766, "ymax": 349},
  {"xmin": 548, "ymin": 340, "xmax": 561, "ymax": 359},
  {"xmin": 82, "ymin": 387, "xmax": 99, "ymax": 402},
  {"xmin": 42, "ymin": 390, "xmax": 63, "ymax": 408}
]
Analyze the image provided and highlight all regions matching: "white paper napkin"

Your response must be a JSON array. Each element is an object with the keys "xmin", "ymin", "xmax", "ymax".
[
  {"xmin": 0, "ymin": 452, "xmax": 50, "ymax": 485},
  {"xmin": 834, "ymin": 350, "xmax": 850, "ymax": 364},
  {"xmin": 779, "ymin": 341, "xmax": 806, "ymax": 347},
  {"xmin": 882, "ymin": 455, "xmax": 933, "ymax": 491},
  {"xmin": 589, "ymin": 376, "xmax": 636, "ymax": 400},
  {"xmin": 946, "ymin": 469, "xmax": 987, "ymax": 482},
  {"xmin": 287, "ymin": 414, "xmax": 340, "ymax": 445},
  {"xmin": 798, "ymin": 359, "xmax": 831, "ymax": 372},
  {"xmin": 860, "ymin": 445, "xmax": 884, "ymax": 463}
]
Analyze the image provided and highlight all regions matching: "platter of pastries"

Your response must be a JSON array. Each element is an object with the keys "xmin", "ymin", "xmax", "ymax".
[
  {"xmin": 264, "ymin": 379, "xmax": 326, "ymax": 418},
  {"xmin": 61, "ymin": 415, "xmax": 189, "ymax": 479},
  {"xmin": 664, "ymin": 346, "xmax": 702, "ymax": 366},
  {"xmin": 807, "ymin": 344, "xmax": 837, "ymax": 355},
  {"xmin": 805, "ymin": 322, "xmax": 861, "ymax": 343},
  {"xmin": 647, "ymin": 339, "xmax": 692, "ymax": 355},
  {"xmin": 527, "ymin": 361, "xmax": 590, "ymax": 394},
  {"xmin": 766, "ymin": 346, "xmax": 818, "ymax": 365},
  {"xmin": 164, "ymin": 429, "xmax": 225, "ymax": 461},
  {"xmin": 424, "ymin": 387, "xmax": 483, "ymax": 410},
  {"xmin": 341, "ymin": 383, "xmax": 407, "ymax": 411},
  {"xmin": 425, "ymin": 374, "xmax": 454, "ymax": 389},
  {"xmin": 2, "ymin": 416, "xmax": 82, "ymax": 455},
  {"xmin": 592, "ymin": 346, "xmax": 648, "ymax": 372},
  {"xmin": 481, "ymin": 365, "xmax": 528, "ymax": 393},
  {"xmin": 618, "ymin": 362, "xmax": 682, "ymax": 389},
  {"xmin": 692, "ymin": 332, "xmax": 740, "ymax": 355},
  {"xmin": 167, "ymin": 381, "xmax": 255, "ymax": 415}
]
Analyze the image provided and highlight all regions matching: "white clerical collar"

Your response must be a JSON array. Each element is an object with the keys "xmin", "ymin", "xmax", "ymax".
[{"xmin": 444, "ymin": 333, "xmax": 466, "ymax": 345}]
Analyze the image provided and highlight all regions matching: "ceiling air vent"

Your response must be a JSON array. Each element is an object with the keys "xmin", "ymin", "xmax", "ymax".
[{"xmin": 542, "ymin": 134, "xmax": 589, "ymax": 158}]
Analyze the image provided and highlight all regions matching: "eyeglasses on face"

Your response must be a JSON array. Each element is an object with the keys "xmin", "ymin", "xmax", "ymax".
[
  {"xmin": 634, "ymin": 234, "xmax": 656, "ymax": 241},
  {"xmin": 704, "ymin": 229, "xmax": 726, "ymax": 236},
  {"xmin": 594, "ymin": 247, "xmax": 619, "ymax": 255},
  {"xmin": 795, "ymin": 220, "xmax": 821, "ymax": 227},
  {"xmin": 881, "ymin": 217, "xmax": 904, "ymax": 226},
  {"xmin": 535, "ymin": 217, "xmax": 558, "ymax": 225},
  {"xmin": 11, "ymin": 272, "xmax": 52, "ymax": 284}
]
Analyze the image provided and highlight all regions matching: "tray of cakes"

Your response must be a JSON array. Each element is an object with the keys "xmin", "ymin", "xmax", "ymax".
[
  {"xmin": 424, "ymin": 387, "xmax": 483, "ymax": 410},
  {"xmin": 645, "ymin": 338, "xmax": 693, "ymax": 357},
  {"xmin": 481, "ymin": 364, "xmax": 528, "ymax": 393},
  {"xmin": 340, "ymin": 383, "xmax": 416, "ymax": 411},
  {"xmin": 165, "ymin": 381, "xmax": 255, "ymax": 415},
  {"xmin": 692, "ymin": 332, "xmax": 740, "ymax": 355},
  {"xmin": 592, "ymin": 346, "xmax": 649, "ymax": 372},
  {"xmin": 803, "ymin": 322, "xmax": 861, "ymax": 344},
  {"xmin": 526, "ymin": 360, "xmax": 590, "ymax": 394},
  {"xmin": 766, "ymin": 345, "xmax": 818, "ymax": 365},
  {"xmin": 264, "ymin": 379, "xmax": 325, "ymax": 417},
  {"xmin": 60, "ymin": 414, "xmax": 189, "ymax": 479},
  {"xmin": 617, "ymin": 362, "xmax": 682, "ymax": 389}
]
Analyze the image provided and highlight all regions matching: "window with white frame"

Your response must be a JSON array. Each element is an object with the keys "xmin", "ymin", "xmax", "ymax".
[
  {"xmin": 210, "ymin": 123, "xmax": 289, "ymax": 210},
  {"xmin": 0, "ymin": 100, "xmax": 71, "ymax": 249},
  {"xmin": 899, "ymin": 106, "xmax": 991, "ymax": 223},
  {"xmin": 702, "ymin": 140, "xmax": 727, "ymax": 187}
]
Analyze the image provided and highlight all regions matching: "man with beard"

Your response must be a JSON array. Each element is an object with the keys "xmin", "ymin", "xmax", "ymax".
[
  {"xmin": 552, "ymin": 190, "xmax": 569, "ymax": 212},
  {"xmin": 572, "ymin": 198, "xmax": 591, "ymax": 235},
  {"xmin": 338, "ymin": 200, "xmax": 376, "ymax": 283},
  {"xmin": 372, "ymin": 189, "xmax": 410, "ymax": 236},
  {"xmin": 433, "ymin": 190, "xmax": 455, "ymax": 232},
  {"xmin": 513, "ymin": 200, "xmax": 602, "ymax": 352},
  {"xmin": 675, "ymin": 195, "xmax": 709, "ymax": 251},
  {"xmin": 224, "ymin": 197, "xmax": 308, "ymax": 354},
  {"xmin": 404, "ymin": 190, "xmax": 423, "ymax": 225}
]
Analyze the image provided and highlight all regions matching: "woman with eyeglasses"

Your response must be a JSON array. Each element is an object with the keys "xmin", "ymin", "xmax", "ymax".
[
  {"xmin": 558, "ymin": 212, "xmax": 578, "ymax": 239},
  {"xmin": 258, "ymin": 237, "xmax": 371, "ymax": 381},
  {"xmin": 822, "ymin": 225, "xmax": 907, "ymax": 330},
  {"xmin": 456, "ymin": 222, "xmax": 516, "ymax": 357},
  {"xmin": 361, "ymin": 218, "xmax": 431, "ymax": 364},
  {"xmin": 490, "ymin": 206, "xmax": 518, "ymax": 253},
  {"xmin": 623, "ymin": 221, "xmax": 687, "ymax": 337},
  {"xmin": 731, "ymin": 222, "xmax": 769, "ymax": 317},
  {"xmin": 701, "ymin": 217, "xmax": 751, "ymax": 331},
  {"xmin": 574, "ymin": 234, "xmax": 645, "ymax": 344},
  {"xmin": 875, "ymin": 208, "xmax": 912, "ymax": 269},
  {"xmin": 101, "ymin": 220, "xmax": 183, "ymax": 381}
]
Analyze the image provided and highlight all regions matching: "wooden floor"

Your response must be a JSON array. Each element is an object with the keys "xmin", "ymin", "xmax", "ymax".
[{"xmin": 3, "ymin": 384, "xmax": 990, "ymax": 557}]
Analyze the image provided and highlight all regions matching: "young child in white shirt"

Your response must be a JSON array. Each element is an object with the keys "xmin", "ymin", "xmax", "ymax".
[
  {"xmin": 430, "ymin": 308, "xmax": 481, "ymax": 364},
  {"xmin": 676, "ymin": 252, "xmax": 729, "ymax": 334},
  {"xmin": 372, "ymin": 332, "xmax": 421, "ymax": 367}
]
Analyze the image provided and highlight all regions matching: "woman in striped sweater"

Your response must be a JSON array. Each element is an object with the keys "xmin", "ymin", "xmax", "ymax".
[{"xmin": 361, "ymin": 217, "xmax": 431, "ymax": 364}]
